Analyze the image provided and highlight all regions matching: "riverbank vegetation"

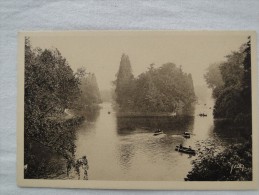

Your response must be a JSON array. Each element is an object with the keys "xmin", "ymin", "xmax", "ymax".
[
  {"xmin": 204, "ymin": 37, "xmax": 251, "ymax": 128},
  {"xmin": 187, "ymin": 37, "xmax": 253, "ymax": 181},
  {"xmin": 24, "ymin": 38, "xmax": 101, "ymax": 178},
  {"xmin": 114, "ymin": 54, "xmax": 196, "ymax": 115},
  {"xmin": 186, "ymin": 139, "xmax": 252, "ymax": 181}
]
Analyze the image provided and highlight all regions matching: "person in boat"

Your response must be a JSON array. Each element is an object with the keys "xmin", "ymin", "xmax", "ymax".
[{"xmin": 179, "ymin": 144, "xmax": 183, "ymax": 149}]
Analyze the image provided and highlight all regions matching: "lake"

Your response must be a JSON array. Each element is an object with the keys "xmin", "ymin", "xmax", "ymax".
[{"xmin": 73, "ymin": 95, "xmax": 246, "ymax": 181}]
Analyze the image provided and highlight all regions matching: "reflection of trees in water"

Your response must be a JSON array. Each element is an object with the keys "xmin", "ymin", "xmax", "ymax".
[
  {"xmin": 213, "ymin": 119, "xmax": 251, "ymax": 144},
  {"xmin": 116, "ymin": 116, "xmax": 194, "ymax": 169},
  {"xmin": 79, "ymin": 108, "xmax": 100, "ymax": 122},
  {"xmin": 182, "ymin": 103, "xmax": 195, "ymax": 116},
  {"xmin": 117, "ymin": 143, "xmax": 135, "ymax": 170},
  {"xmin": 214, "ymin": 120, "xmax": 252, "ymax": 139},
  {"xmin": 86, "ymin": 109, "xmax": 100, "ymax": 122},
  {"xmin": 116, "ymin": 116, "xmax": 194, "ymax": 135}
]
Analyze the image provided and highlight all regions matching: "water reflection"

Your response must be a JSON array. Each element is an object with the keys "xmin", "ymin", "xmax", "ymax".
[
  {"xmin": 116, "ymin": 116, "xmax": 194, "ymax": 135},
  {"xmin": 73, "ymin": 100, "xmax": 247, "ymax": 181},
  {"xmin": 117, "ymin": 143, "xmax": 135, "ymax": 171},
  {"xmin": 213, "ymin": 119, "xmax": 251, "ymax": 144},
  {"xmin": 83, "ymin": 108, "xmax": 100, "ymax": 122}
]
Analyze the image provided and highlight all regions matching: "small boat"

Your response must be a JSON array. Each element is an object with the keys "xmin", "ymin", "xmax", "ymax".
[
  {"xmin": 154, "ymin": 129, "xmax": 164, "ymax": 136},
  {"xmin": 183, "ymin": 132, "xmax": 191, "ymax": 138},
  {"xmin": 199, "ymin": 113, "xmax": 207, "ymax": 117},
  {"xmin": 175, "ymin": 145, "xmax": 196, "ymax": 155},
  {"xmin": 169, "ymin": 112, "xmax": 177, "ymax": 116}
]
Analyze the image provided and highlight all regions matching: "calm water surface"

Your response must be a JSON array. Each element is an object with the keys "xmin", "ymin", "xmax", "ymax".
[{"xmin": 74, "ymin": 97, "xmax": 243, "ymax": 181}]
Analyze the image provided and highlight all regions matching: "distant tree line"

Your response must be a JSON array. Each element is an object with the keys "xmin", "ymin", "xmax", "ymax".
[
  {"xmin": 24, "ymin": 38, "xmax": 101, "ymax": 178},
  {"xmin": 75, "ymin": 67, "xmax": 102, "ymax": 113},
  {"xmin": 204, "ymin": 37, "xmax": 251, "ymax": 127},
  {"xmin": 114, "ymin": 54, "xmax": 196, "ymax": 114}
]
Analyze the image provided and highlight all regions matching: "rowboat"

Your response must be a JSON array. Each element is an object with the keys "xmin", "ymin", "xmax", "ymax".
[
  {"xmin": 183, "ymin": 132, "xmax": 191, "ymax": 138},
  {"xmin": 175, "ymin": 145, "xmax": 196, "ymax": 155},
  {"xmin": 154, "ymin": 130, "xmax": 164, "ymax": 136}
]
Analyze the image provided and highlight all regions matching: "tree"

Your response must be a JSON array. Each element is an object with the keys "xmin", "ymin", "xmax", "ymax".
[
  {"xmin": 205, "ymin": 37, "xmax": 252, "ymax": 123},
  {"xmin": 133, "ymin": 70, "xmax": 165, "ymax": 112},
  {"xmin": 213, "ymin": 87, "xmax": 244, "ymax": 119},
  {"xmin": 24, "ymin": 38, "xmax": 90, "ymax": 178},
  {"xmin": 241, "ymin": 36, "xmax": 251, "ymax": 114},
  {"xmin": 114, "ymin": 59, "xmax": 196, "ymax": 114},
  {"xmin": 204, "ymin": 63, "xmax": 224, "ymax": 98},
  {"xmin": 211, "ymin": 51, "xmax": 244, "ymax": 119},
  {"xmin": 114, "ymin": 54, "xmax": 135, "ymax": 110},
  {"xmin": 25, "ymin": 45, "xmax": 81, "ymax": 122},
  {"xmin": 78, "ymin": 71, "xmax": 102, "ymax": 111},
  {"xmin": 190, "ymin": 37, "xmax": 253, "ymax": 181},
  {"xmin": 220, "ymin": 51, "xmax": 244, "ymax": 88}
]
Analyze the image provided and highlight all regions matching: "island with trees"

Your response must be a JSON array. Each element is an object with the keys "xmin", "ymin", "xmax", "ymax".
[{"xmin": 114, "ymin": 54, "xmax": 196, "ymax": 116}]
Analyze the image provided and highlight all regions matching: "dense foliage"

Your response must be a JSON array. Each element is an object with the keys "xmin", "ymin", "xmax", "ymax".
[
  {"xmin": 114, "ymin": 54, "xmax": 196, "ymax": 114},
  {"xmin": 114, "ymin": 54, "xmax": 135, "ymax": 110},
  {"xmin": 204, "ymin": 63, "xmax": 224, "ymax": 98},
  {"xmin": 204, "ymin": 37, "xmax": 252, "ymax": 126},
  {"xmin": 25, "ymin": 38, "xmax": 80, "ymax": 122},
  {"xmin": 77, "ymin": 69, "xmax": 102, "ymax": 112},
  {"xmin": 186, "ymin": 140, "xmax": 252, "ymax": 181},
  {"xmin": 24, "ymin": 38, "xmax": 101, "ymax": 178},
  {"xmin": 189, "ymin": 37, "xmax": 253, "ymax": 181}
]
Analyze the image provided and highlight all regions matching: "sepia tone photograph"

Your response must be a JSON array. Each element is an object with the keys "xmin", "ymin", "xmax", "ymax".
[{"xmin": 17, "ymin": 31, "xmax": 258, "ymax": 189}]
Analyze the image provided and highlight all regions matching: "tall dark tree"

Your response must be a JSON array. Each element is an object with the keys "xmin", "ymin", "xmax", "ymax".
[
  {"xmin": 114, "ymin": 54, "xmax": 135, "ymax": 110},
  {"xmin": 242, "ymin": 36, "xmax": 251, "ymax": 114}
]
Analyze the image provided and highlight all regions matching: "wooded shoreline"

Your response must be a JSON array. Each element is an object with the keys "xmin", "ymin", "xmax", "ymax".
[
  {"xmin": 24, "ymin": 114, "xmax": 86, "ymax": 179},
  {"xmin": 116, "ymin": 112, "xmax": 178, "ymax": 117}
]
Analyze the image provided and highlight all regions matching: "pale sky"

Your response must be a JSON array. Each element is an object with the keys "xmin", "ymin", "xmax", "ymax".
[{"xmin": 29, "ymin": 31, "xmax": 248, "ymax": 90}]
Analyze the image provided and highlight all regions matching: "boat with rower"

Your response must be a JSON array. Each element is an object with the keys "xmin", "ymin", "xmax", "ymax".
[
  {"xmin": 175, "ymin": 145, "xmax": 196, "ymax": 155},
  {"xmin": 183, "ymin": 131, "xmax": 191, "ymax": 138},
  {"xmin": 154, "ymin": 129, "xmax": 164, "ymax": 136}
]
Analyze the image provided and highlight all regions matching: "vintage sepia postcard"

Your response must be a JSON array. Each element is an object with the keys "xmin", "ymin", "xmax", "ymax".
[{"xmin": 17, "ymin": 31, "xmax": 258, "ymax": 190}]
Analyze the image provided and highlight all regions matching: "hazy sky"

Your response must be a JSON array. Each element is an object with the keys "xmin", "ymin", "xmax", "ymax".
[{"xmin": 29, "ymin": 31, "xmax": 248, "ymax": 90}]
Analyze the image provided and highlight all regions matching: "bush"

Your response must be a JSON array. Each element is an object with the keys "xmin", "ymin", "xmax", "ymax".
[{"xmin": 186, "ymin": 140, "xmax": 252, "ymax": 181}]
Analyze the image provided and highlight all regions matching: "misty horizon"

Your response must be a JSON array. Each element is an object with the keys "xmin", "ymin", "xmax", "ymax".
[{"xmin": 29, "ymin": 32, "xmax": 248, "ymax": 91}]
